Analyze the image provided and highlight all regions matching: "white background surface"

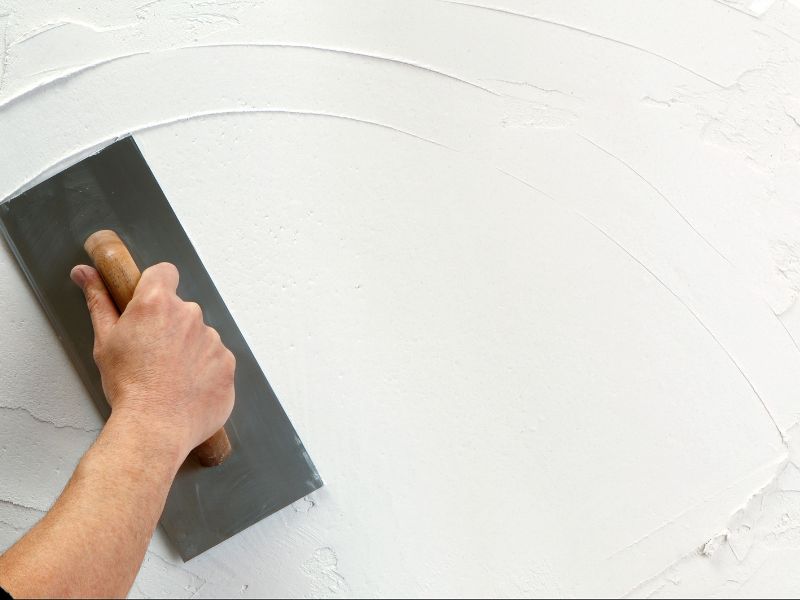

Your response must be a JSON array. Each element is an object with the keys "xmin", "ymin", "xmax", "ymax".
[{"xmin": 2, "ymin": 1, "xmax": 800, "ymax": 597}]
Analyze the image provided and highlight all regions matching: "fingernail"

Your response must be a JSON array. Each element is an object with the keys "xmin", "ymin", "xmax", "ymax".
[{"xmin": 70, "ymin": 266, "xmax": 87, "ymax": 288}]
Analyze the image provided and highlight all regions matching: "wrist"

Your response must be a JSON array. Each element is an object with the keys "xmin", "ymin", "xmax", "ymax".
[{"xmin": 100, "ymin": 409, "xmax": 189, "ymax": 477}]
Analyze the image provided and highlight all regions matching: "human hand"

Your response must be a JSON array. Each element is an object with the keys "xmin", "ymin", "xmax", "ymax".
[{"xmin": 70, "ymin": 262, "xmax": 235, "ymax": 462}]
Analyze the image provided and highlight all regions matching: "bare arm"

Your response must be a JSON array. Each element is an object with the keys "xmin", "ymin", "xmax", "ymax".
[
  {"xmin": 0, "ymin": 262, "xmax": 235, "ymax": 598},
  {"xmin": 0, "ymin": 414, "xmax": 183, "ymax": 598}
]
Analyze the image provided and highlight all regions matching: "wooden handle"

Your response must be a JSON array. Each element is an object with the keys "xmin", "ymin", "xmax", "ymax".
[{"xmin": 84, "ymin": 230, "xmax": 232, "ymax": 467}]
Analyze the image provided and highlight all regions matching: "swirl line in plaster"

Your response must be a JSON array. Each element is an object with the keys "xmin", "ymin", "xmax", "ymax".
[
  {"xmin": 578, "ymin": 134, "xmax": 730, "ymax": 264},
  {"xmin": 584, "ymin": 217, "xmax": 785, "ymax": 441},
  {"xmin": 437, "ymin": 0, "xmax": 726, "ymax": 88},
  {"xmin": 501, "ymin": 168, "xmax": 786, "ymax": 442},
  {"xmin": 3, "ymin": 108, "xmax": 451, "ymax": 202},
  {"xmin": 0, "ymin": 42, "xmax": 497, "ymax": 110}
]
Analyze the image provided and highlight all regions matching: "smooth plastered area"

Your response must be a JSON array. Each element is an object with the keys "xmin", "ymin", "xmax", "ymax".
[{"xmin": 2, "ymin": 0, "xmax": 800, "ymax": 597}]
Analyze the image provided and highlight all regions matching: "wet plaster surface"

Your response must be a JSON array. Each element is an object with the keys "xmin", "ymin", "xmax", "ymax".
[{"xmin": 2, "ymin": 0, "xmax": 800, "ymax": 597}]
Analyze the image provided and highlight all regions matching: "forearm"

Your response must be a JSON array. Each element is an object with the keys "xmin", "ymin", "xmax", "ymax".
[
  {"xmin": 0, "ymin": 412, "xmax": 184, "ymax": 598},
  {"xmin": 0, "ymin": 262, "xmax": 235, "ymax": 597}
]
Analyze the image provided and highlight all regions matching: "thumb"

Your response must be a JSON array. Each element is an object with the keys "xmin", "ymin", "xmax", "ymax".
[{"xmin": 70, "ymin": 265, "xmax": 119, "ymax": 342}]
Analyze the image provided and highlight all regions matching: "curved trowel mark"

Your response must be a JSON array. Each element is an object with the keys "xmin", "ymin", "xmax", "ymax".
[
  {"xmin": 2, "ymin": 108, "xmax": 452, "ymax": 203},
  {"xmin": 436, "ymin": 0, "xmax": 725, "ymax": 88},
  {"xmin": 0, "ymin": 42, "xmax": 497, "ymax": 111}
]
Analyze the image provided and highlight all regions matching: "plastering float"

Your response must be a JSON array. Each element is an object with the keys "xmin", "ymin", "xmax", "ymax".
[{"xmin": 0, "ymin": 136, "xmax": 322, "ymax": 560}]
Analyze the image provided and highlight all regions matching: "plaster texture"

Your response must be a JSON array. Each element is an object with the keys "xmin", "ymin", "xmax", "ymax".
[{"xmin": 2, "ymin": 0, "xmax": 800, "ymax": 597}]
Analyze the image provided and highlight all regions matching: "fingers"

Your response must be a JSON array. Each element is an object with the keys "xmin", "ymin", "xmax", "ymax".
[
  {"xmin": 70, "ymin": 265, "xmax": 119, "ymax": 342},
  {"xmin": 135, "ymin": 262, "xmax": 179, "ymax": 297}
]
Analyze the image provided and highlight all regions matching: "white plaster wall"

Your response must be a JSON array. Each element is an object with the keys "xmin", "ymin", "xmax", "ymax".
[{"xmin": 2, "ymin": 0, "xmax": 800, "ymax": 597}]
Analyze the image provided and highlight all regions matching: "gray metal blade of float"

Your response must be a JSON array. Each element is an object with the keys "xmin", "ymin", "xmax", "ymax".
[{"xmin": 0, "ymin": 136, "xmax": 322, "ymax": 560}]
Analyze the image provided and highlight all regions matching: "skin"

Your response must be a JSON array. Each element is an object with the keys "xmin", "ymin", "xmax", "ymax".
[{"xmin": 0, "ymin": 262, "xmax": 236, "ymax": 599}]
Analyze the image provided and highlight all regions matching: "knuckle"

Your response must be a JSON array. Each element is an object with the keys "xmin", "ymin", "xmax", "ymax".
[
  {"xmin": 224, "ymin": 349, "xmax": 236, "ymax": 372},
  {"xmin": 152, "ymin": 262, "xmax": 178, "ymax": 277},
  {"xmin": 206, "ymin": 325, "xmax": 221, "ymax": 342},
  {"xmin": 141, "ymin": 264, "xmax": 159, "ymax": 279},
  {"xmin": 141, "ymin": 262, "xmax": 179, "ymax": 291},
  {"xmin": 161, "ymin": 262, "xmax": 179, "ymax": 283},
  {"xmin": 186, "ymin": 301, "xmax": 203, "ymax": 320},
  {"xmin": 139, "ymin": 289, "xmax": 165, "ymax": 309}
]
